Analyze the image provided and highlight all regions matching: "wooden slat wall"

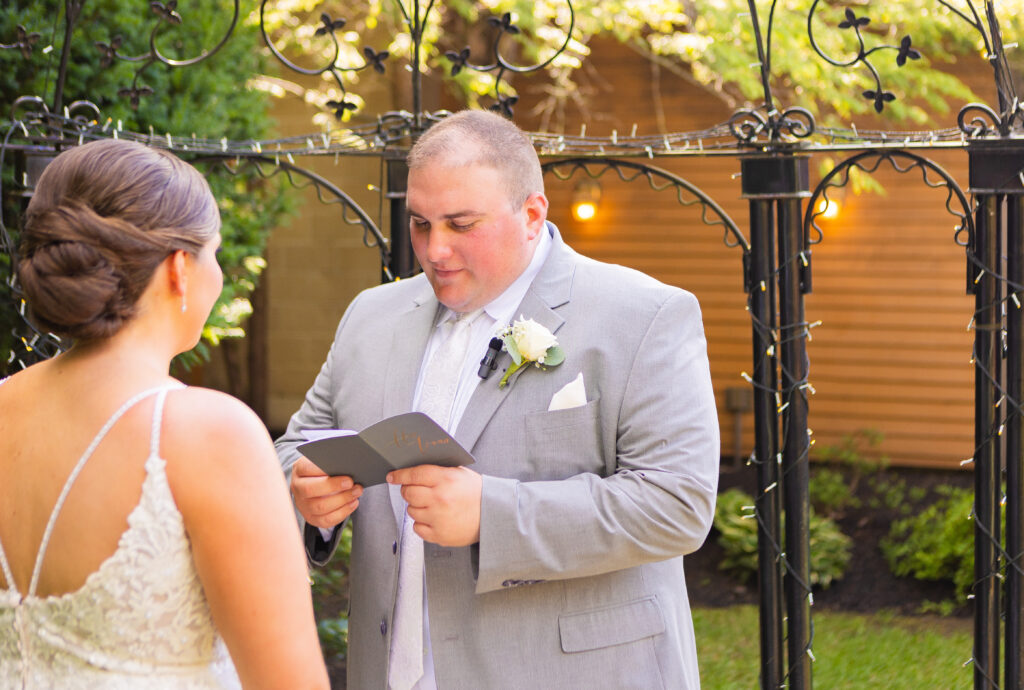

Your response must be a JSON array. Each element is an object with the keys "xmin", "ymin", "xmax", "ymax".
[{"xmin": 519, "ymin": 39, "xmax": 978, "ymax": 469}]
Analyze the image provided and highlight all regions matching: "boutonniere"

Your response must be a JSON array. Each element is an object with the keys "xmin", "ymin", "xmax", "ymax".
[{"xmin": 497, "ymin": 316, "xmax": 565, "ymax": 388}]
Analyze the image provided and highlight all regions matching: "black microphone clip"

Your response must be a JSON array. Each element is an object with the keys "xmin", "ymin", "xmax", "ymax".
[{"xmin": 478, "ymin": 337, "xmax": 503, "ymax": 379}]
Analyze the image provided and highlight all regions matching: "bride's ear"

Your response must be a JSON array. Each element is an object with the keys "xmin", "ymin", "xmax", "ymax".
[{"xmin": 166, "ymin": 250, "xmax": 189, "ymax": 297}]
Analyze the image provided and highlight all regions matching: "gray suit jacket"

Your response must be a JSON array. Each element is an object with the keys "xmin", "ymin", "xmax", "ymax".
[{"xmin": 276, "ymin": 226, "xmax": 719, "ymax": 689}]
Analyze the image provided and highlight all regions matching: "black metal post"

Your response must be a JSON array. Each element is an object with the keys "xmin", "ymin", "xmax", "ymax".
[
  {"xmin": 743, "ymin": 155, "xmax": 811, "ymax": 689},
  {"xmin": 967, "ymin": 140, "xmax": 1024, "ymax": 689},
  {"xmin": 1006, "ymin": 194, "xmax": 1024, "ymax": 690},
  {"xmin": 972, "ymin": 193, "xmax": 1002, "ymax": 689},
  {"xmin": 386, "ymin": 157, "xmax": 418, "ymax": 281},
  {"xmin": 777, "ymin": 192, "xmax": 812, "ymax": 690},
  {"xmin": 747, "ymin": 193, "xmax": 784, "ymax": 689}
]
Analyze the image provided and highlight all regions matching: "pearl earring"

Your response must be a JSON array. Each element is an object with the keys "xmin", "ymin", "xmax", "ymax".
[{"xmin": 181, "ymin": 297, "xmax": 187, "ymax": 314}]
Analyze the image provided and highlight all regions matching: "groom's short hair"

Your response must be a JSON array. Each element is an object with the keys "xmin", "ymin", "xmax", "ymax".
[{"xmin": 407, "ymin": 110, "xmax": 544, "ymax": 210}]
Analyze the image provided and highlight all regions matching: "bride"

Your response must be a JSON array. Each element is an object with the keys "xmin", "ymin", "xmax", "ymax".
[{"xmin": 0, "ymin": 139, "xmax": 329, "ymax": 688}]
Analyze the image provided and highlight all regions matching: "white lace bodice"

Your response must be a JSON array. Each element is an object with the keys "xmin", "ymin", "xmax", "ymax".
[{"xmin": 0, "ymin": 384, "xmax": 240, "ymax": 689}]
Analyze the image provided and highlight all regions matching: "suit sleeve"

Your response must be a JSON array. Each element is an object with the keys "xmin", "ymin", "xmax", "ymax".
[
  {"xmin": 475, "ymin": 290, "xmax": 720, "ymax": 593},
  {"xmin": 274, "ymin": 294, "xmax": 362, "ymax": 567}
]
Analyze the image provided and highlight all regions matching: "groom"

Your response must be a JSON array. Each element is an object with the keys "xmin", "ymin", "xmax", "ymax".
[{"xmin": 276, "ymin": 109, "xmax": 719, "ymax": 689}]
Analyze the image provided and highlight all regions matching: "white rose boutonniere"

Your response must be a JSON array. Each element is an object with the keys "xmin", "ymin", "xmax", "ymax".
[{"xmin": 497, "ymin": 315, "xmax": 565, "ymax": 388}]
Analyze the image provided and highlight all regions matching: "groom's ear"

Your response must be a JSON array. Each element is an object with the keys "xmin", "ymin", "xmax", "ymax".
[{"xmin": 522, "ymin": 192, "xmax": 549, "ymax": 240}]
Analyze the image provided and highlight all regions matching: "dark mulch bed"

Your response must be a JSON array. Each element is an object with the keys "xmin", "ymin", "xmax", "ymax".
[{"xmin": 686, "ymin": 463, "xmax": 975, "ymax": 616}]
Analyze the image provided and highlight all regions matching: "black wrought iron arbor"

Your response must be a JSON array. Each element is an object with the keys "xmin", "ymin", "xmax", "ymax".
[{"xmin": 3, "ymin": 1, "xmax": 1024, "ymax": 688}]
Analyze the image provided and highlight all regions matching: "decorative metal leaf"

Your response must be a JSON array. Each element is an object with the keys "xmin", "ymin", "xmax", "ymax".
[
  {"xmin": 363, "ymin": 47, "xmax": 389, "ymax": 74},
  {"xmin": 316, "ymin": 12, "xmax": 346, "ymax": 36},
  {"xmin": 896, "ymin": 36, "xmax": 921, "ymax": 67},
  {"xmin": 445, "ymin": 47, "xmax": 471, "ymax": 76},
  {"xmin": 326, "ymin": 99, "xmax": 358, "ymax": 119},
  {"xmin": 13, "ymin": 25, "xmax": 41, "ymax": 59},
  {"xmin": 490, "ymin": 94, "xmax": 519, "ymax": 118},
  {"xmin": 95, "ymin": 35, "xmax": 123, "ymax": 68},
  {"xmin": 118, "ymin": 84, "xmax": 155, "ymax": 109},
  {"xmin": 150, "ymin": 1, "xmax": 182, "ymax": 25},
  {"xmin": 862, "ymin": 89, "xmax": 895, "ymax": 112},
  {"xmin": 838, "ymin": 9, "xmax": 869, "ymax": 30},
  {"xmin": 487, "ymin": 12, "xmax": 520, "ymax": 35}
]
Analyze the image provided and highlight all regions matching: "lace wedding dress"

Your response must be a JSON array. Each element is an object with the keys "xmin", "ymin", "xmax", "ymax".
[{"xmin": 0, "ymin": 384, "xmax": 241, "ymax": 689}]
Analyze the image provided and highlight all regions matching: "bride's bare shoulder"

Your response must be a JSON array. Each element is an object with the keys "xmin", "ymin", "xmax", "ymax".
[{"xmin": 160, "ymin": 386, "xmax": 276, "ymax": 464}]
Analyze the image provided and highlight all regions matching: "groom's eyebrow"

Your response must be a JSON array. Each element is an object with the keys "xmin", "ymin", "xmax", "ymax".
[{"xmin": 407, "ymin": 206, "xmax": 483, "ymax": 220}]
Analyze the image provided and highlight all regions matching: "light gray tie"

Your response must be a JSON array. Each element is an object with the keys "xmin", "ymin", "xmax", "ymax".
[{"xmin": 389, "ymin": 309, "xmax": 482, "ymax": 690}]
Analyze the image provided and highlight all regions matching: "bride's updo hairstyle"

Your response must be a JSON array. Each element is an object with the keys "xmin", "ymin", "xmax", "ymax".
[{"xmin": 18, "ymin": 139, "xmax": 220, "ymax": 341}]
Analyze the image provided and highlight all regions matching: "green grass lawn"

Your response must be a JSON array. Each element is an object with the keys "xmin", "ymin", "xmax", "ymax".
[{"xmin": 693, "ymin": 606, "xmax": 973, "ymax": 689}]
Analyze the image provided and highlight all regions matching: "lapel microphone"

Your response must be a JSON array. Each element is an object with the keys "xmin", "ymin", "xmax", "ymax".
[{"xmin": 478, "ymin": 337, "xmax": 503, "ymax": 379}]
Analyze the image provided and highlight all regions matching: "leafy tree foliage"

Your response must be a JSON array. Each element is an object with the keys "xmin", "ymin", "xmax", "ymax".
[
  {"xmin": 1, "ymin": 0, "xmax": 292, "ymax": 372},
  {"xmin": 259, "ymin": 0, "xmax": 1023, "ymax": 130}
]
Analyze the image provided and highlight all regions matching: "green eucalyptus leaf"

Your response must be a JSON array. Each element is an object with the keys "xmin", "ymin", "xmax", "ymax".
[
  {"xmin": 504, "ymin": 335, "xmax": 523, "ymax": 366},
  {"xmin": 542, "ymin": 345, "xmax": 565, "ymax": 367}
]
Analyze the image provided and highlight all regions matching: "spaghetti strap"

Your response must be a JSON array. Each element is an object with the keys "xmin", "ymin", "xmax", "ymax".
[
  {"xmin": 26, "ymin": 385, "xmax": 176, "ymax": 598},
  {"xmin": 149, "ymin": 387, "xmax": 171, "ymax": 459}
]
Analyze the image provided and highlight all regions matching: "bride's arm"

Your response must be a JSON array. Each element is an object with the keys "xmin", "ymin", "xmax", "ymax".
[{"xmin": 163, "ymin": 388, "xmax": 330, "ymax": 690}]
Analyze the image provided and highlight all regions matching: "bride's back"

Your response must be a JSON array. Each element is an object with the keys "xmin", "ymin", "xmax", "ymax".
[
  {"xmin": 0, "ymin": 139, "xmax": 328, "ymax": 689},
  {"xmin": 0, "ymin": 362, "xmax": 160, "ymax": 598},
  {"xmin": 0, "ymin": 139, "xmax": 221, "ymax": 600}
]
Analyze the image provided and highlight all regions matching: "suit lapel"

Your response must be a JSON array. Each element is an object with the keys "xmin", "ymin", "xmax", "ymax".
[
  {"xmin": 455, "ymin": 227, "xmax": 576, "ymax": 454},
  {"xmin": 383, "ymin": 279, "xmax": 440, "ymax": 527},
  {"xmin": 381, "ymin": 280, "xmax": 440, "ymax": 418}
]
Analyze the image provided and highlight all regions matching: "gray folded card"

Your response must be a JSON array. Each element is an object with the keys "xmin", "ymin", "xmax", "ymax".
[{"xmin": 298, "ymin": 411, "xmax": 475, "ymax": 487}]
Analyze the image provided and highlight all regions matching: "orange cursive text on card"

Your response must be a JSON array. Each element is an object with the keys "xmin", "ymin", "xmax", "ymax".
[{"xmin": 393, "ymin": 431, "xmax": 452, "ymax": 455}]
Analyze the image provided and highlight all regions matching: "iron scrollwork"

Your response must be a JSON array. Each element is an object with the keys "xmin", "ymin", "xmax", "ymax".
[
  {"xmin": 728, "ymin": 106, "xmax": 815, "ymax": 145},
  {"xmin": 541, "ymin": 157, "xmax": 748, "ymax": 254},
  {"xmin": 807, "ymin": 0, "xmax": 920, "ymax": 114},
  {"xmin": 804, "ymin": 149, "xmax": 974, "ymax": 250},
  {"xmin": 258, "ymin": 0, "xmax": 574, "ymax": 126},
  {"xmin": 442, "ymin": 6, "xmax": 575, "ymax": 118}
]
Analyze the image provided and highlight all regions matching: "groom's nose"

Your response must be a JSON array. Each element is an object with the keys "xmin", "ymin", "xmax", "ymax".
[{"xmin": 425, "ymin": 227, "xmax": 456, "ymax": 263}]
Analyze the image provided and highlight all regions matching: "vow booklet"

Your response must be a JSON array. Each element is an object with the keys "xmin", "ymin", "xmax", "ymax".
[{"xmin": 298, "ymin": 412, "xmax": 475, "ymax": 487}]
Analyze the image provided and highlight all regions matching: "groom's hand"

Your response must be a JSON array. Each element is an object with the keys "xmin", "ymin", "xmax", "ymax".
[
  {"xmin": 290, "ymin": 456, "xmax": 363, "ymax": 529},
  {"xmin": 387, "ymin": 465, "xmax": 482, "ymax": 547}
]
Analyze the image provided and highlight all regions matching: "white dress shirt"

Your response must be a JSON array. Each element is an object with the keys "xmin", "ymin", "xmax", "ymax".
[{"xmin": 402, "ymin": 223, "xmax": 552, "ymax": 689}]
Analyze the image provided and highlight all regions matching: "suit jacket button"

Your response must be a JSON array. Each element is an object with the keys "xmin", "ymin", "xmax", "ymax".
[
  {"xmin": 392, "ymin": 541, "xmax": 398, "ymax": 554},
  {"xmin": 380, "ymin": 618, "xmax": 388, "ymax": 636}
]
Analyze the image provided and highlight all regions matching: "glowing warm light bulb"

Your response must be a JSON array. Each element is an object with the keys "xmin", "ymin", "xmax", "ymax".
[
  {"xmin": 570, "ymin": 178, "xmax": 602, "ymax": 222},
  {"xmin": 816, "ymin": 198, "xmax": 839, "ymax": 219},
  {"xmin": 572, "ymin": 201, "xmax": 597, "ymax": 222}
]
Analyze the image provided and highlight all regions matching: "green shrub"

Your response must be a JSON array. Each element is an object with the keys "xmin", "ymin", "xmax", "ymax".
[
  {"xmin": 714, "ymin": 488, "xmax": 760, "ymax": 578},
  {"xmin": 880, "ymin": 486, "xmax": 977, "ymax": 600},
  {"xmin": 815, "ymin": 428, "xmax": 887, "ymax": 467},
  {"xmin": 311, "ymin": 522, "xmax": 353, "ymax": 664},
  {"xmin": 866, "ymin": 474, "xmax": 913, "ymax": 515},
  {"xmin": 807, "ymin": 511, "xmax": 855, "ymax": 589},
  {"xmin": 713, "ymin": 487, "xmax": 853, "ymax": 589},
  {"xmin": 810, "ymin": 428, "xmax": 889, "ymax": 519},
  {"xmin": 809, "ymin": 467, "xmax": 861, "ymax": 517}
]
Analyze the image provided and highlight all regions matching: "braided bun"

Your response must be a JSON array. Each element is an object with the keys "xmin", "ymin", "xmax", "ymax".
[{"xmin": 17, "ymin": 139, "xmax": 219, "ymax": 341}]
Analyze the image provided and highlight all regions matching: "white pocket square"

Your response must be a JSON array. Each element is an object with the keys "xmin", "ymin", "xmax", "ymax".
[{"xmin": 548, "ymin": 372, "xmax": 587, "ymax": 411}]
